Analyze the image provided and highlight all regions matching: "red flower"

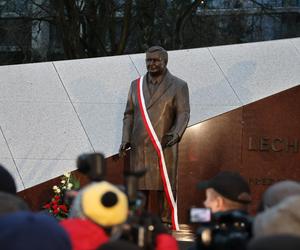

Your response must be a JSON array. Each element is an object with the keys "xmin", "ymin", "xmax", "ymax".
[
  {"xmin": 59, "ymin": 205, "xmax": 68, "ymax": 213},
  {"xmin": 42, "ymin": 173, "xmax": 80, "ymax": 219},
  {"xmin": 52, "ymin": 200, "xmax": 58, "ymax": 205},
  {"xmin": 53, "ymin": 208, "xmax": 59, "ymax": 215},
  {"xmin": 54, "ymin": 195, "xmax": 60, "ymax": 201}
]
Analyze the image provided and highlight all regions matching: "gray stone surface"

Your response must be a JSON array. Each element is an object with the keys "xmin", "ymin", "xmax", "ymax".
[
  {"xmin": 0, "ymin": 131, "xmax": 11, "ymax": 158},
  {"xmin": 53, "ymin": 56, "xmax": 140, "ymax": 104},
  {"xmin": 0, "ymin": 102, "xmax": 93, "ymax": 159},
  {"xmin": 15, "ymin": 159, "xmax": 76, "ymax": 189},
  {"xmin": 0, "ymin": 158, "xmax": 24, "ymax": 191},
  {"xmin": 130, "ymin": 48, "xmax": 241, "ymax": 107},
  {"xmin": 290, "ymin": 38, "xmax": 300, "ymax": 55},
  {"xmin": 189, "ymin": 105, "xmax": 240, "ymax": 126},
  {"xmin": 209, "ymin": 39, "xmax": 300, "ymax": 105},
  {"xmin": 73, "ymin": 103, "xmax": 124, "ymax": 156},
  {"xmin": 0, "ymin": 62, "xmax": 69, "ymax": 102}
]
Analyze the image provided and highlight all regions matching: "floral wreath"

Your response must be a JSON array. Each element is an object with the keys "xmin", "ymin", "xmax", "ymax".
[{"xmin": 43, "ymin": 172, "xmax": 80, "ymax": 220}]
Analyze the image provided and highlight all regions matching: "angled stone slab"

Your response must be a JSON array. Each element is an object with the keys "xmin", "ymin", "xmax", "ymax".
[
  {"xmin": 0, "ymin": 102, "xmax": 93, "ymax": 159},
  {"xmin": 53, "ymin": 56, "xmax": 140, "ymax": 104},
  {"xmin": 190, "ymin": 105, "xmax": 241, "ymax": 126},
  {"xmin": 73, "ymin": 103, "xmax": 124, "ymax": 157},
  {"xmin": 168, "ymin": 49, "xmax": 242, "ymax": 106},
  {"xmin": 209, "ymin": 39, "xmax": 300, "ymax": 105},
  {"xmin": 0, "ymin": 62, "xmax": 69, "ymax": 102},
  {"xmin": 290, "ymin": 37, "xmax": 300, "ymax": 55},
  {"xmin": 15, "ymin": 159, "xmax": 76, "ymax": 189},
  {"xmin": 0, "ymin": 131, "xmax": 11, "ymax": 158},
  {"xmin": 130, "ymin": 49, "xmax": 241, "ymax": 107}
]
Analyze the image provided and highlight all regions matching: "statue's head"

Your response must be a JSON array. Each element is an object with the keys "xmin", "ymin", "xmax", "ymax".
[{"xmin": 145, "ymin": 46, "xmax": 168, "ymax": 76}]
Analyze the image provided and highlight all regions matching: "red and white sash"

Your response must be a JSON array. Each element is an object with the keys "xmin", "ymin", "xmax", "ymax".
[{"xmin": 136, "ymin": 76, "xmax": 179, "ymax": 231}]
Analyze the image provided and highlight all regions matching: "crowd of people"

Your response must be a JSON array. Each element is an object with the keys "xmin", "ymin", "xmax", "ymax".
[
  {"xmin": 1, "ymin": 162, "xmax": 300, "ymax": 250},
  {"xmin": 189, "ymin": 171, "xmax": 300, "ymax": 250}
]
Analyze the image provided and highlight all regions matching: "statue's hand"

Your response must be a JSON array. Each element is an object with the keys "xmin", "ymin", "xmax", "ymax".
[
  {"xmin": 118, "ymin": 142, "xmax": 131, "ymax": 157},
  {"xmin": 161, "ymin": 133, "xmax": 179, "ymax": 148}
]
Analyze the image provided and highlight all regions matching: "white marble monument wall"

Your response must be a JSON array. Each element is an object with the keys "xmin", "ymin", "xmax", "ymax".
[{"xmin": 0, "ymin": 38, "xmax": 299, "ymax": 191}]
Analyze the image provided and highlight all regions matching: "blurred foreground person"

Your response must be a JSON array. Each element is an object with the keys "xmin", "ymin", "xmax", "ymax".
[
  {"xmin": 253, "ymin": 195, "xmax": 300, "ymax": 238},
  {"xmin": 198, "ymin": 171, "xmax": 251, "ymax": 213},
  {"xmin": 97, "ymin": 240, "xmax": 140, "ymax": 250},
  {"xmin": 258, "ymin": 180, "xmax": 300, "ymax": 211},
  {"xmin": 0, "ymin": 211, "xmax": 71, "ymax": 250},
  {"xmin": 126, "ymin": 212, "xmax": 179, "ymax": 250},
  {"xmin": 62, "ymin": 180, "xmax": 178, "ymax": 250},
  {"xmin": 61, "ymin": 181, "xmax": 128, "ymax": 250},
  {"xmin": 188, "ymin": 171, "xmax": 252, "ymax": 250},
  {"xmin": 0, "ymin": 191, "xmax": 29, "ymax": 216},
  {"xmin": 247, "ymin": 234, "xmax": 300, "ymax": 250}
]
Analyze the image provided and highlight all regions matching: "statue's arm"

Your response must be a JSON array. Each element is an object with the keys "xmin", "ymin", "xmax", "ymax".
[
  {"xmin": 162, "ymin": 82, "xmax": 190, "ymax": 148},
  {"xmin": 172, "ymin": 82, "xmax": 190, "ymax": 138}
]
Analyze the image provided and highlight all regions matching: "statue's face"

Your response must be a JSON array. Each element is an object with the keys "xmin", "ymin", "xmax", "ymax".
[{"xmin": 146, "ymin": 51, "xmax": 166, "ymax": 76}]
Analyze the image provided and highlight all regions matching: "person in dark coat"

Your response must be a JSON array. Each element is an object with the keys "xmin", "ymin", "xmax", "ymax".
[
  {"xmin": 119, "ymin": 46, "xmax": 190, "ymax": 221},
  {"xmin": 247, "ymin": 234, "xmax": 300, "ymax": 250}
]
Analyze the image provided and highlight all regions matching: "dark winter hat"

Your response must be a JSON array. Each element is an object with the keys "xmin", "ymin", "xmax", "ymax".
[
  {"xmin": 0, "ymin": 211, "xmax": 71, "ymax": 250},
  {"xmin": 262, "ymin": 180, "xmax": 300, "ymax": 209},
  {"xmin": 247, "ymin": 234, "xmax": 300, "ymax": 250},
  {"xmin": 197, "ymin": 171, "xmax": 251, "ymax": 204},
  {"xmin": 0, "ymin": 164, "xmax": 16, "ymax": 194}
]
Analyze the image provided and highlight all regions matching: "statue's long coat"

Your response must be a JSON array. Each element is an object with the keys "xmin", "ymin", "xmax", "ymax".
[{"xmin": 121, "ymin": 70, "xmax": 190, "ymax": 190}]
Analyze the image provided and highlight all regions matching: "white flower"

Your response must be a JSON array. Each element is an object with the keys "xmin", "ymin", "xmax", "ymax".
[
  {"xmin": 67, "ymin": 183, "xmax": 73, "ymax": 189},
  {"xmin": 53, "ymin": 185, "xmax": 58, "ymax": 190},
  {"xmin": 64, "ymin": 172, "xmax": 71, "ymax": 178},
  {"xmin": 61, "ymin": 180, "xmax": 66, "ymax": 184},
  {"xmin": 54, "ymin": 188, "xmax": 61, "ymax": 194}
]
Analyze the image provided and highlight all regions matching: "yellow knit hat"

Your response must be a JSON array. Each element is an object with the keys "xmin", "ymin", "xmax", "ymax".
[{"xmin": 81, "ymin": 181, "xmax": 128, "ymax": 227}]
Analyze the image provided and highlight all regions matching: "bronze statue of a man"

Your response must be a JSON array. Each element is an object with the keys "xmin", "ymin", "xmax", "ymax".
[{"xmin": 119, "ymin": 46, "xmax": 190, "ymax": 221}]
